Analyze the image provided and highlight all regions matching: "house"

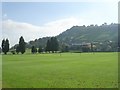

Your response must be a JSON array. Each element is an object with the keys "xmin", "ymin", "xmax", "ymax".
[
  {"xmin": 9, "ymin": 49, "xmax": 16, "ymax": 54},
  {"xmin": 71, "ymin": 42, "xmax": 96, "ymax": 52}
]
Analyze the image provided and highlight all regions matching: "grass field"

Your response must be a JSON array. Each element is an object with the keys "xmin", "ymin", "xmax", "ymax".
[{"xmin": 2, "ymin": 52, "xmax": 118, "ymax": 88}]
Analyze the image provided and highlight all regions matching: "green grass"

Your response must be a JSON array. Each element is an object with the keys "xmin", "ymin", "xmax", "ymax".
[{"xmin": 2, "ymin": 52, "xmax": 118, "ymax": 88}]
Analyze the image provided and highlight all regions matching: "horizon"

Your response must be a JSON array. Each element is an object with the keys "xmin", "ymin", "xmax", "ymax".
[{"xmin": 1, "ymin": 2, "xmax": 118, "ymax": 47}]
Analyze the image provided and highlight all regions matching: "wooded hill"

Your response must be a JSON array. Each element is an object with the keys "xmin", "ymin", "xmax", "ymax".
[
  {"xmin": 57, "ymin": 23, "xmax": 118, "ymax": 44},
  {"xmin": 22, "ymin": 23, "xmax": 118, "ymax": 49}
]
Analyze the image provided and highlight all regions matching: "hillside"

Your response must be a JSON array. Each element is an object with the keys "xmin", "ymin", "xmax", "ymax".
[{"xmin": 57, "ymin": 24, "xmax": 118, "ymax": 45}]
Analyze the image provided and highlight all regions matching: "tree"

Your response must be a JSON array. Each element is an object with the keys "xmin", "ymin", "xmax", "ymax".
[
  {"xmin": 31, "ymin": 46, "xmax": 37, "ymax": 54},
  {"xmin": 2, "ymin": 39, "xmax": 5, "ymax": 53},
  {"xmin": 19, "ymin": 36, "xmax": 26, "ymax": 54},
  {"xmin": 53, "ymin": 37, "xmax": 59, "ymax": 52},
  {"xmin": 50, "ymin": 37, "xmax": 54, "ymax": 52},
  {"xmin": 1, "ymin": 39, "xmax": 9, "ymax": 54},
  {"xmin": 4, "ymin": 39, "xmax": 9, "ymax": 54},
  {"xmin": 50, "ymin": 37, "xmax": 59, "ymax": 53},
  {"xmin": 35, "ymin": 48, "xmax": 37, "ymax": 53},
  {"xmin": 31, "ymin": 46, "xmax": 36, "ymax": 54},
  {"xmin": 0, "ymin": 47, "xmax": 1, "ymax": 54},
  {"xmin": 46, "ymin": 37, "xmax": 59, "ymax": 53},
  {"xmin": 46, "ymin": 39, "xmax": 51, "ymax": 52},
  {"xmin": 38, "ymin": 46, "xmax": 42, "ymax": 53}
]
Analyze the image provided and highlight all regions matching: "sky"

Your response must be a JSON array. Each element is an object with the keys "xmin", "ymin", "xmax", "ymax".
[{"xmin": 1, "ymin": 1, "xmax": 119, "ymax": 47}]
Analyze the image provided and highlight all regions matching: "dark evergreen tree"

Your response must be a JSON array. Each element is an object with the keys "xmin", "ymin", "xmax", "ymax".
[
  {"xmin": 19, "ymin": 36, "xmax": 25, "ymax": 54},
  {"xmin": 53, "ymin": 37, "xmax": 59, "ymax": 51},
  {"xmin": 1, "ymin": 39, "xmax": 5, "ymax": 53},
  {"xmin": 50, "ymin": 37, "xmax": 54, "ymax": 52},
  {"xmin": 38, "ymin": 46, "xmax": 42, "ymax": 53},
  {"xmin": 0, "ymin": 47, "xmax": 1, "ymax": 53},
  {"xmin": 4, "ymin": 39, "xmax": 9, "ymax": 54},
  {"xmin": 35, "ymin": 47, "xmax": 37, "ymax": 53},
  {"xmin": 51, "ymin": 37, "xmax": 59, "ymax": 52},
  {"xmin": 46, "ymin": 39, "xmax": 51, "ymax": 52},
  {"xmin": 46, "ymin": 37, "xmax": 59, "ymax": 53},
  {"xmin": 1, "ymin": 39, "xmax": 9, "ymax": 54},
  {"xmin": 31, "ymin": 46, "xmax": 36, "ymax": 54}
]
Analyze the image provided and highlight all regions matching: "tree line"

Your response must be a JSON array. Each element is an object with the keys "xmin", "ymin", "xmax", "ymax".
[
  {"xmin": 0, "ymin": 36, "xmax": 119, "ymax": 55},
  {"xmin": 0, "ymin": 36, "xmax": 60, "ymax": 55},
  {"xmin": 31, "ymin": 37, "xmax": 59, "ymax": 54}
]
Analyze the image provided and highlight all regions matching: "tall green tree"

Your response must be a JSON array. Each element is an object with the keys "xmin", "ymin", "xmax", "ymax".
[
  {"xmin": 1, "ymin": 39, "xmax": 9, "ymax": 54},
  {"xmin": 19, "ymin": 36, "xmax": 26, "ymax": 54},
  {"xmin": 51, "ymin": 37, "xmax": 59, "ymax": 52},
  {"xmin": 46, "ymin": 39, "xmax": 51, "ymax": 52},
  {"xmin": 0, "ymin": 47, "xmax": 1, "ymax": 53},
  {"xmin": 53, "ymin": 37, "xmax": 59, "ymax": 51},
  {"xmin": 46, "ymin": 37, "xmax": 59, "ymax": 53},
  {"xmin": 31, "ymin": 46, "xmax": 37, "ymax": 54},
  {"xmin": 4, "ymin": 39, "xmax": 9, "ymax": 54},
  {"xmin": 38, "ymin": 46, "xmax": 42, "ymax": 53},
  {"xmin": 2, "ymin": 39, "xmax": 5, "ymax": 53},
  {"xmin": 50, "ymin": 37, "xmax": 54, "ymax": 52}
]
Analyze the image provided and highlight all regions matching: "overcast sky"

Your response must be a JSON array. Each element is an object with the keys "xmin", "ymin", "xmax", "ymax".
[{"xmin": 1, "ymin": 1, "xmax": 119, "ymax": 47}]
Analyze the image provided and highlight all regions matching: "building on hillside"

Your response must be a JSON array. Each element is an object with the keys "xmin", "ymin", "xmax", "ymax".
[
  {"xmin": 71, "ymin": 42, "xmax": 96, "ymax": 52},
  {"xmin": 9, "ymin": 49, "xmax": 16, "ymax": 54}
]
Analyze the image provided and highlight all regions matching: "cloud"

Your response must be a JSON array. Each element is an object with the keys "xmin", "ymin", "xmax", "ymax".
[
  {"xmin": 2, "ymin": 17, "xmax": 82, "ymax": 47},
  {"xmin": 43, "ymin": 17, "xmax": 83, "ymax": 35}
]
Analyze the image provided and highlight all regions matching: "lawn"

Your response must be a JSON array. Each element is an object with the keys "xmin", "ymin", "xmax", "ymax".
[{"xmin": 2, "ymin": 52, "xmax": 118, "ymax": 88}]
